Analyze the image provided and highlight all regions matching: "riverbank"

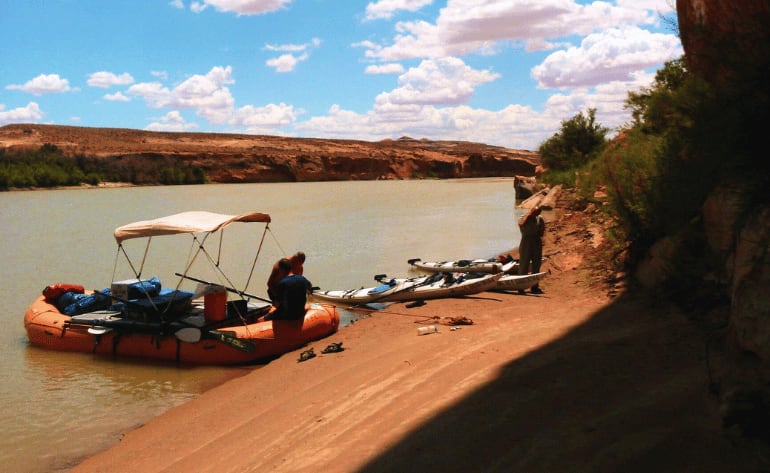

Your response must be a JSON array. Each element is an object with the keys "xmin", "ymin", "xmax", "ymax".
[{"xmin": 69, "ymin": 197, "xmax": 764, "ymax": 472}]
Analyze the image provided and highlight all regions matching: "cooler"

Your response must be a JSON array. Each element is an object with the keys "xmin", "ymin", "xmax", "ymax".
[{"xmin": 204, "ymin": 286, "xmax": 228, "ymax": 321}]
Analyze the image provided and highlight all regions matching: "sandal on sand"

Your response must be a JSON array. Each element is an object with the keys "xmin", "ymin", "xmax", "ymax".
[
  {"xmin": 298, "ymin": 348, "xmax": 316, "ymax": 362},
  {"xmin": 442, "ymin": 316, "xmax": 474, "ymax": 326},
  {"xmin": 321, "ymin": 342, "xmax": 344, "ymax": 354}
]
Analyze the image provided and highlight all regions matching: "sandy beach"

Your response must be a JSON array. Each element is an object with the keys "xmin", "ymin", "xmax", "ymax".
[{"xmin": 70, "ymin": 203, "xmax": 760, "ymax": 473}]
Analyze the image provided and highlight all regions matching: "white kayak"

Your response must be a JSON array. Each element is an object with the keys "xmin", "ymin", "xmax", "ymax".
[
  {"xmin": 495, "ymin": 272, "xmax": 548, "ymax": 291},
  {"xmin": 311, "ymin": 272, "xmax": 503, "ymax": 306},
  {"xmin": 408, "ymin": 257, "xmax": 504, "ymax": 273},
  {"xmin": 386, "ymin": 271, "xmax": 546, "ymax": 293}
]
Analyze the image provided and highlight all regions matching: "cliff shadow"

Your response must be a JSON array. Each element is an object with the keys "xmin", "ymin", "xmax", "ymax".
[{"xmin": 356, "ymin": 291, "xmax": 769, "ymax": 472}]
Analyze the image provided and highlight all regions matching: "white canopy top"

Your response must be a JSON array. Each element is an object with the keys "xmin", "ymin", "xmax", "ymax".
[{"xmin": 113, "ymin": 211, "xmax": 271, "ymax": 243}]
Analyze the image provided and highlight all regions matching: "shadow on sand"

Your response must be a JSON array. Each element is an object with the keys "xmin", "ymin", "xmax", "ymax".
[{"xmin": 357, "ymin": 291, "xmax": 769, "ymax": 472}]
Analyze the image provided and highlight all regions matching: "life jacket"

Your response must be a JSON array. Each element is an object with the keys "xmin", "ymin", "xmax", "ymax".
[{"xmin": 42, "ymin": 283, "xmax": 85, "ymax": 301}]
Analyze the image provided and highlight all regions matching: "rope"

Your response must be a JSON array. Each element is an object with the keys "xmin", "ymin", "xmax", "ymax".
[
  {"xmin": 357, "ymin": 308, "xmax": 474, "ymax": 326},
  {"xmin": 267, "ymin": 227, "xmax": 287, "ymax": 256}
]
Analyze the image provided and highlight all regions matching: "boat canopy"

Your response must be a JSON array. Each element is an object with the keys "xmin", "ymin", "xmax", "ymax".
[{"xmin": 113, "ymin": 211, "xmax": 271, "ymax": 243}]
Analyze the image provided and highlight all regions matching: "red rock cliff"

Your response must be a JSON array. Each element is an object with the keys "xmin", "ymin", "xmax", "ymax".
[
  {"xmin": 677, "ymin": 0, "xmax": 770, "ymax": 87},
  {"xmin": 0, "ymin": 124, "xmax": 539, "ymax": 182}
]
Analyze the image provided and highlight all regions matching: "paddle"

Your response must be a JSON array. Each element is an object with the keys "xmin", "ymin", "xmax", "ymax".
[
  {"xmin": 88, "ymin": 289, "xmax": 258, "ymax": 352},
  {"xmin": 174, "ymin": 273, "xmax": 272, "ymax": 304},
  {"xmin": 68, "ymin": 314, "xmax": 257, "ymax": 353}
]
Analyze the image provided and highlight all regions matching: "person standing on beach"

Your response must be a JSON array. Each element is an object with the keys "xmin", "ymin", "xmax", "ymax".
[
  {"xmin": 518, "ymin": 206, "xmax": 545, "ymax": 294},
  {"xmin": 266, "ymin": 257, "xmax": 291, "ymax": 302}
]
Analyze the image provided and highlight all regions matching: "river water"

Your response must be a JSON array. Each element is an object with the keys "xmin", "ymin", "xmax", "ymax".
[{"xmin": 0, "ymin": 179, "xmax": 520, "ymax": 472}]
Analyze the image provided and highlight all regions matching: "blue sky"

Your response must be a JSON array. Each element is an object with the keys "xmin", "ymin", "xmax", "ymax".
[{"xmin": 0, "ymin": 1, "xmax": 681, "ymax": 150}]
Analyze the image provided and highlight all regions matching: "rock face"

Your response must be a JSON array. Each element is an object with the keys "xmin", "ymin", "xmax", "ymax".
[
  {"xmin": 0, "ymin": 124, "xmax": 539, "ymax": 182},
  {"xmin": 727, "ymin": 206, "xmax": 770, "ymax": 360},
  {"xmin": 678, "ymin": 0, "xmax": 770, "ymax": 88},
  {"xmin": 677, "ymin": 0, "xmax": 770, "ymax": 380}
]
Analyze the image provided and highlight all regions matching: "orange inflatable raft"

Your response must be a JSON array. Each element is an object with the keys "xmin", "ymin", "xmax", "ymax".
[{"xmin": 24, "ymin": 294, "xmax": 340, "ymax": 365}]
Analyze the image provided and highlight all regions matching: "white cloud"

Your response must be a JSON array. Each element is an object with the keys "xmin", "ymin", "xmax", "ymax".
[
  {"xmin": 292, "ymin": 57, "xmax": 670, "ymax": 150},
  {"xmin": 364, "ymin": 0, "xmax": 434, "ymax": 21},
  {"xmin": 229, "ymin": 102, "xmax": 299, "ymax": 132},
  {"xmin": 87, "ymin": 71, "xmax": 135, "ymax": 88},
  {"xmin": 0, "ymin": 102, "xmax": 44, "ymax": 125},
  {"xmin": 266, "ymin": 53, "xmax": 309, "ymax": 73},
  {"xmin": 359, "ymin": 20, "xmax": 448, "ymax": 60},
  {"xmin": 104, "ymin": 92, "xmax": 131, "ymax": 102},
  {"xmin": 264, "ymin": 38, "xmax": 319, "ymax": 72},
  {"xmin": 169, "ymin": 0, "xmax": 184, "ymax": 9},
  {"xmin": 151, "ymin": 70, "xmax": 169, "ymax": 81},
  {"xmin": 376, "ymin": 57, "xmax": 500, "ymax": 106},
  {"xmin": 201, "ymin": 0, "xmax": 293, "ymax": 16},
  {"xmin": 542, "ymin": 70, "xmax": 656, "ymax": 128},
  {"xmin": 437, "ymin": 0, "xmax": 655, "ymax": 45},
  {"xmin": 531, "ymin": 26, "xmax": 682, "ymax": 88},
  {"xmin": 361, "ymin": 0, "xmax": 664, "ymax": 61},
  {"xmin": 6, "ymin": 74, "xmax": 73, "ymax": 96},
  {"xmin": 365, "ymin": 63, "xmax": 405, "ymax": 74},
  {"xmin": 264, "ymin": 38, "xmax": 321, "ymax": 52},
  {"xmin": 339, "ymin": 0, "xmax": 680, "ymax": 148},
  {"xmin": 124, "ymin": 66, "xmax": 300, "ymax": 133},
  {"xmin": 127, "ymin": 66, "xmax": 235, "ymax": 123},
  {"xmin": 295, "ymin": 101, "xmax": 554, "ymax": 151},
  {"xmin": 191, "ymin": 1, "xmax": 208, "ymax": 13},
  {"xmin": 617, "ymin": 0, "xmax": 676, "ymax": 17},
  {"xmin": 145, "ymin": 111, "xmax": 199, "ymax": 132}
]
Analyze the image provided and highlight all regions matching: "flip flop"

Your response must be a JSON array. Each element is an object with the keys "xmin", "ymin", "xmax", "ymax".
[
  {"xmin": 298, "ymin": 348, "xmax": 316, "ymax": 362},
  {"xmin": 321, "ymin": 342, "xmax": 344, "ymax": 354}
]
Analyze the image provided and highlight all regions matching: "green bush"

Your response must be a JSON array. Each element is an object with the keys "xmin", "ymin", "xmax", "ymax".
[
  {"xmin": 0, "ymin": 146, "xmax": 207, "ymax": 190},
  {"xmin": 538, "ymin": 108, "xmax": 609, "ymax": 171},
  {"xmin": 584, "ymin": 128, "xmax": 664, "ymax": 248}
]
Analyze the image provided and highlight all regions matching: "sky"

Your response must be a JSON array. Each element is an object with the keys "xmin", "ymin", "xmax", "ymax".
[{"xmin": 0, "ymin": 1, "xmax": 681, "ymax": 151}]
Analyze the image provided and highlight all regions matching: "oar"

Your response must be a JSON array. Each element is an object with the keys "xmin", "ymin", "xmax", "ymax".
[
  {"xmin": 89, "ymin": 289, "xmax": 257, "ymax": 352},
  {"xmin": 174, "ymin": 273, "xmax": 272, "ymax": 304},
  {"xmin": 69, "ymin": 315, "xmax": 257, "ymax": 353}
]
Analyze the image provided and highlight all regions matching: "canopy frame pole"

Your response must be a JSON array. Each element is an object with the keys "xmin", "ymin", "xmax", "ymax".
[
  {"xmin": 243, "ymin": 224, "xmax": 270, "ymax": 293},
  {"xmin": 176, "ymin": 232, "xmax": 211, "ymax": 283},
  {"xmin": 137, "ymin": 236, "xmax": 152, "ymax": 278},
  {"xmin": 114, "ymin": 243, "xmax": 142, "ymax": 280},
  {"xmin": 215, "ymin": 229, "xmax": 224, "ymax": 268}
]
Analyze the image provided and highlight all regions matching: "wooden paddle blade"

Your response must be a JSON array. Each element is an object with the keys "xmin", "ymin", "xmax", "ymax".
[
  {"xmin": 208, "ymin": 330, "xmax": 256, "ymax": 353},
  {"xmin": 87, "ymin": 326, "xmax": 111, "ymax": 335},
  {"xmin": 175, "ymin": 327, "xmax": 202, "ymax": 343}
]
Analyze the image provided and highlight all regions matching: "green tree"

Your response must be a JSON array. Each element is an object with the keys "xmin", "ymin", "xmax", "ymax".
[
  {"xmin": 625, "ymin": 57, "xmax": 689, "ymax": 133},
  {"xmin": 538, "ymin": 108, "xmax": 609, "ymax": 171}
]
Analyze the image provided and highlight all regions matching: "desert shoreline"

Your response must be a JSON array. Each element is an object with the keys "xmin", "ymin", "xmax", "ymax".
[{"xmin": 68, "ymin": 204, "xmax": 754, "ymax": 473}]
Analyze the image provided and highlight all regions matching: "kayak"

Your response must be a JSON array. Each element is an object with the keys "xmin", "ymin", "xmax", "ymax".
[
  {"xmin": 311, "ymin": 272, "xmax": 502, "ymax": 306},
  {"xmin": 407, "ymin": 257, "xmax": 505, "ymax": 274},
  {"xmin": 495, "ymin": 272, "xmax": 548, "ymax": 291}
]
